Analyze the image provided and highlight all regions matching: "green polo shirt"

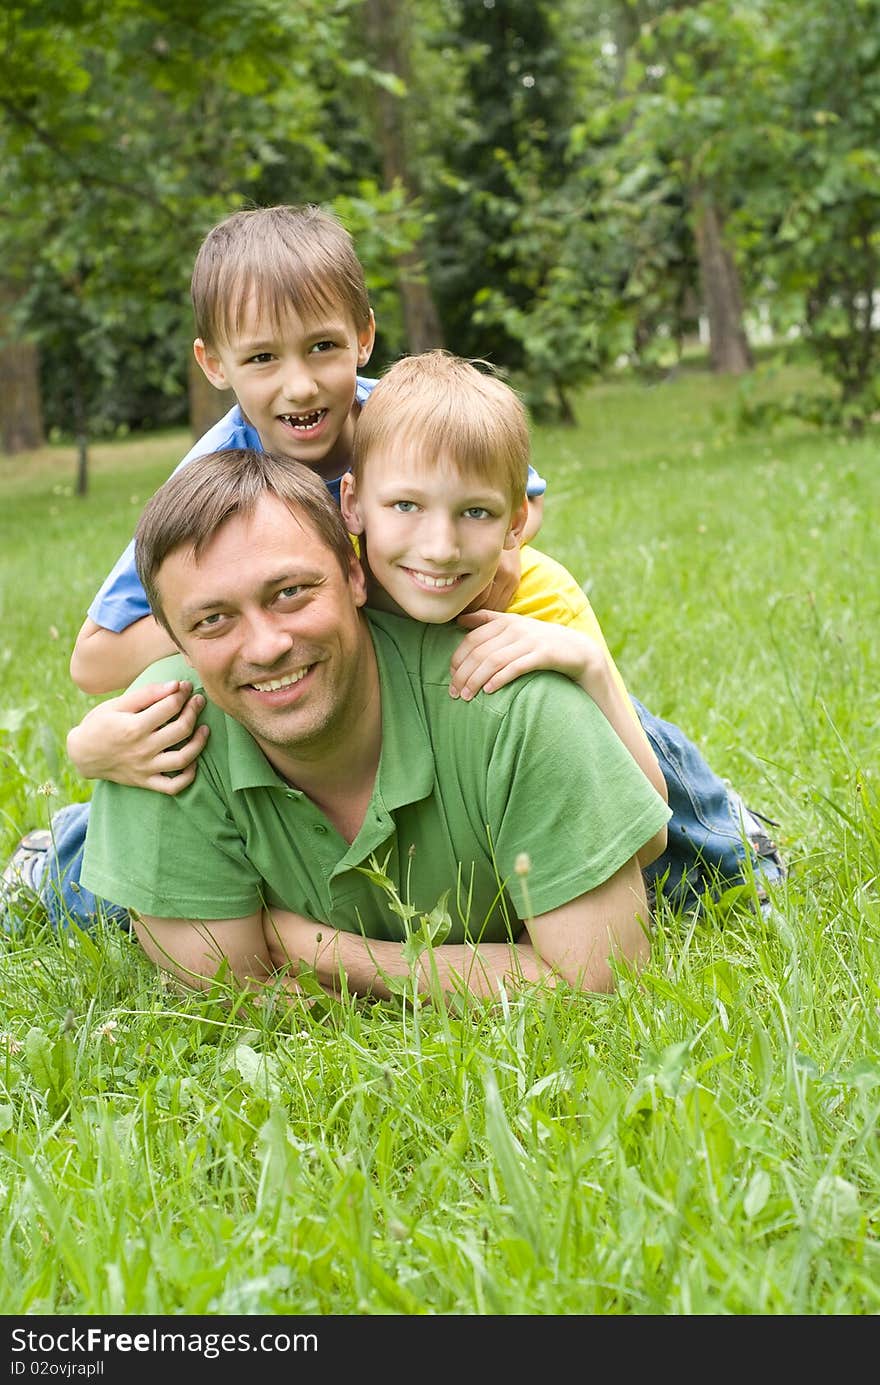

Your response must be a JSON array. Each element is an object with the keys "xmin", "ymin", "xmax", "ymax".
[{"xmin": 82, "ymin": 611, "xmax": 670, "ymax": 941}]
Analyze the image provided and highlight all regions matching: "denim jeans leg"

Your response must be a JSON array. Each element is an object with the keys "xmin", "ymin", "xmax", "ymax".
[
  {"xmin": 39, "ymin": 802, "xmax": 130, "ymax": 931},
  {"xmin": 632, "ymin": 697, "xmax": 765, "ymax": 907}
]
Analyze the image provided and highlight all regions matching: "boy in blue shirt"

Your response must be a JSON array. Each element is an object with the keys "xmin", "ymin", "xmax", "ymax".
[{"xmin": 2, "ymin": 203, "xmax": 784, "ymax": 927}]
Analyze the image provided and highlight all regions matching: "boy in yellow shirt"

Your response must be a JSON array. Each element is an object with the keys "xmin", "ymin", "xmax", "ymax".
[{"xmin": 340, "ymin": 349, "xmax": 666, "ymax": 821}]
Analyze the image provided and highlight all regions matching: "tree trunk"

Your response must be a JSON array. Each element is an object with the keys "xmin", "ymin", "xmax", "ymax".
[
  {"xmin": 72, "ymin": 360, "xmax": 89, "ymax": 497},
  {"xmin": 395, "ymin": 246, "xmax": 445, "ymax": 356},
  {"xmin": 0, "ymin": 286, "xmax": 45, "ymax": 453},
  {"xmin": 188, "ymin": 354, "xmax": 230, "ymax": 439},
  {"xmin": 692, "ymin": 193, "xmax": 753, "ymax": 375},
  {"xmin": 363, "ymin": 0, "xmax": 445, "ymax": 354}
]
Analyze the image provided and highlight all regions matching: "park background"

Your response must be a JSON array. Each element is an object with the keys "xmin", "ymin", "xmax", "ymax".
[{"xmin": 0, "ymin": 0, "xmax": 879, "ymax": 1316}]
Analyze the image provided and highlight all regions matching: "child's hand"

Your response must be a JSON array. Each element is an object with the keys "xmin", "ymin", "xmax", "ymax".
[
  {"xmin": 450, "ymin": 610, "xmax": 604, "ymax": 701},
  {"xmin": 66, "ymin": 680, "xmax": 209, "ymax": 794}
]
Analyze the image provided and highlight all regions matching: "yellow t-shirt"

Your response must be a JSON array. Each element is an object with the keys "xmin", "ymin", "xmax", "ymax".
[{"xmin": 509, "ymin": 544, "xmax": 641, "ymax": 729}]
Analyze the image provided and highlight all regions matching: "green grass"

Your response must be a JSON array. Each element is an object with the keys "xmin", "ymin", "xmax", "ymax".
[{"xmin": 1, "ymin": 358, "xmax": 879, "ymax": 1315}]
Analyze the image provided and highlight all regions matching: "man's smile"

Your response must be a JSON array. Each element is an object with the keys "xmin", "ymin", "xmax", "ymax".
[{"xmin": 248, "ymin": 665, "xmax": 312, "ymax": 693}]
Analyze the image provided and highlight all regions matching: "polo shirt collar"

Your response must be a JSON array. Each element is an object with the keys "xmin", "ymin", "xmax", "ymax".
[
  {"xmin": 371, "ymin": 621, "xmax": 435, "ymax": 812},
  {"xmin": 226, "ymin": 716, "xmax": 283, "ymax": 791}
]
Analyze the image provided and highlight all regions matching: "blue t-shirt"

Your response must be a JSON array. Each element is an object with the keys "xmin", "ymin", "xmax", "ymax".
[{"xmin": 88, "ymin": 376, "xmax": 548, "ymax": 633}]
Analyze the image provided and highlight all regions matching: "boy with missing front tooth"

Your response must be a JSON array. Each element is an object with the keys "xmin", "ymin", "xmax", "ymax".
[{"xmin": 1, "ymin": 203, "xmax": 784, "ymax": 927}]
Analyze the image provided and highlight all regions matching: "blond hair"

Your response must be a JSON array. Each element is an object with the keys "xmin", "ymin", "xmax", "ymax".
[
  {"xmin": 135, "ymin": 449, "xmax": 355, "ymax": 636},
  {"xmin": 351, "ymin": 350, "xmax": 530, "ymax": 510},
  {"xmin": 191, "ymin": 204, "xmax": 372, "ymax": 348}
]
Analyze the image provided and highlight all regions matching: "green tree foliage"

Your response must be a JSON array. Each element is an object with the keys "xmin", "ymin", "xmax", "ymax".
[
  {"xmin": 591, "ymin": 1, "xmax": 768, "ymax": 376},
  {"xmin": 426, "ymin": 0, "xmax": 578, "ymax": 368},
  {"xmin": 738, "ymin": 0, "xmax": 880, "ymax": 427},
  {"xmin": 1, "ymin": 0, "xmax": 876, "ymax": 444},
  {"xmin": 0, "ymin": 0, "xmax": 407, "ymax": 455}
]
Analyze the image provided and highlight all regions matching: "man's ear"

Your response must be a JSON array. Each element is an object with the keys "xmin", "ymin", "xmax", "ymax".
[
  {"xmin": 356, "ymin": 311, "xmax": 376, "ymax": 368},
  {"xmin": 503, "ymin": 497, "xmax": 530, "ymax": 550},
  {"xmin": 193, "ymin": 338, "xmax": 231, "ymax": 392},
  {"xmin": 348, "ymin": 549, "xmax": 368, "ymax": 609},
  {"xmin": 339, "ymin": 471, "xmax": 366, "ymax": 535}
]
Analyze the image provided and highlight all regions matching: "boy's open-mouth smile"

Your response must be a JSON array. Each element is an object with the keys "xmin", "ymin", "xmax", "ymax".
[{"xmin": 279, "ymin": 409, "xmax": 328, "ymax": 433}]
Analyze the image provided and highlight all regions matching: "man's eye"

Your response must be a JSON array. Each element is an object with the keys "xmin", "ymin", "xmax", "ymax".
[
  {"xmin": 196, "ymin": 612, "xmax": 226, "ymax": 632},
  {"xmin": 392, "ymin": 501, "xmax": 418, "ymax": 513},
  {"xmin": 276, "ymin": 585, "xmax": 305, "ymax": 603}
]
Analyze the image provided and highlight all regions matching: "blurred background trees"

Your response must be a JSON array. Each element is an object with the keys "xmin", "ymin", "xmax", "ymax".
[{"xmin": 1, "ymin": 0, "xmax": 878, "ymax": 474}]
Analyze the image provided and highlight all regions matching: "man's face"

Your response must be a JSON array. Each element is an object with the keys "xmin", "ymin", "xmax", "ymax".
[
  {"xmin": 157, "ymin": 494, "xmax": 372, "ymax": 763},
  {"xmin": 340, "ymin": 446, "xmax": 526, "ymax": 624},
  {"xmin": 195, "ymin": 292, "xmax": 375, "ymax": 482}
]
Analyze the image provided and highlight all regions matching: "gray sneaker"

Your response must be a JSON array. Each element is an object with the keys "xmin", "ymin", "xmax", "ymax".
[
  {"xmin": 1, "ymin": 829, "xmax": 51, "ymax": 920},
  {"xmin": 726, "ymin": 792, "xmax": 787, "ymax": 918}
]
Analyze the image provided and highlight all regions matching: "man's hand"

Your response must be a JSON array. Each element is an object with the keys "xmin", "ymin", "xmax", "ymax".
[{"xmin": 66, "ymin": 680, "xmax": 209, "ymax": 794}]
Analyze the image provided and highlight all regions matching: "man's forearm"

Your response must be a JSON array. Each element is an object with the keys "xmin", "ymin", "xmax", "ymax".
[
  {"xmin": 326, "ymin": 932, "xmax": 551, "ymax": 1000},
  {"xmin": 263, "ymin": 908, "xmax": 550, "ymax": 1002}
]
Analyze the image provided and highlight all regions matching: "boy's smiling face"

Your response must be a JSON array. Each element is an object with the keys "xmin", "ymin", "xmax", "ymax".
[
  {"xmin": 195, "ymin": 292, "xmax": 374, "ymax": 483},
  {"xmin": 340, "ymin": 446, "xmax": 527, "ymax": 624}
]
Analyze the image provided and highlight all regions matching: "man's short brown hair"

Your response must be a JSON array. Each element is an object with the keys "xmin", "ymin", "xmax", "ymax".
[
  {"xmin": 191, "ymin": 204, "xmax": 373, "ymax": 348},
  {"xmin": 135, "ymin": 449, "xmax": 356, "ymax": 636},
  {"xmin": 350, "ymin": 350, "xmax": 530, "ymax": 511}
]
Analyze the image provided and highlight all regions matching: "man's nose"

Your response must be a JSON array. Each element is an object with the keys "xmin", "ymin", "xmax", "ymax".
[{"xmin": 241, "ymin": 612, "xmax": 294, "ymax": 667}]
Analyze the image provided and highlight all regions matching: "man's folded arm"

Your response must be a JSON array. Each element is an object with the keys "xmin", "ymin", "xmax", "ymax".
[{"xmin": 260, "ymin": 852, "xmax": 651, "ymax": 1003}]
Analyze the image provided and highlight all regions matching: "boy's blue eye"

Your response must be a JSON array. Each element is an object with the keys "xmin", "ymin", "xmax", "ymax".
[
  {"xmin": 392, "ymin": 501, "xmax": 418, "ymax": 513},
  {"xmin": 463, "ymin": 507, "xmax": 492, "ymax": 520}
]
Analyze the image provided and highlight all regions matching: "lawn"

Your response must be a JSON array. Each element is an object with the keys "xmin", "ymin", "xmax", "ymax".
[{"xmin": 1, "ymin": 356, "xmax": 879, "ymax": 1316}]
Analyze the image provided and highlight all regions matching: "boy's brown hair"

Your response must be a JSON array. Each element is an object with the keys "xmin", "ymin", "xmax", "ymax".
[
  {"xmin": 351, "ymin": 350, "xmax": 530, "ymax": 510},
  {"xmin": 191, "ymin": 204, "xmax": 373, "ymax": 348},
  {"xmin": 135, "ymin": 448, "xmax": 355, "ymax": 637}
]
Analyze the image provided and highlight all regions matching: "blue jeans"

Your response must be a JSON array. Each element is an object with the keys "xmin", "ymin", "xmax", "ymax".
[
  {"xmin": 632, "ymin": 699, "xmax": 783, "ymax": 907},
  {"xmin": 30, "ymin": 801, "xmax": 129, "ymax": 932},
  {"xmin": 29, "ymin": 704, "xmax": 781, "ymax": 930}
]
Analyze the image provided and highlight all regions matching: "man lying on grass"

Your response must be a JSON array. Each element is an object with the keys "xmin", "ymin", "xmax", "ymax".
[{"xmin": 78, "ymin": 448, "xmax": 671, "ymax": 1002}]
